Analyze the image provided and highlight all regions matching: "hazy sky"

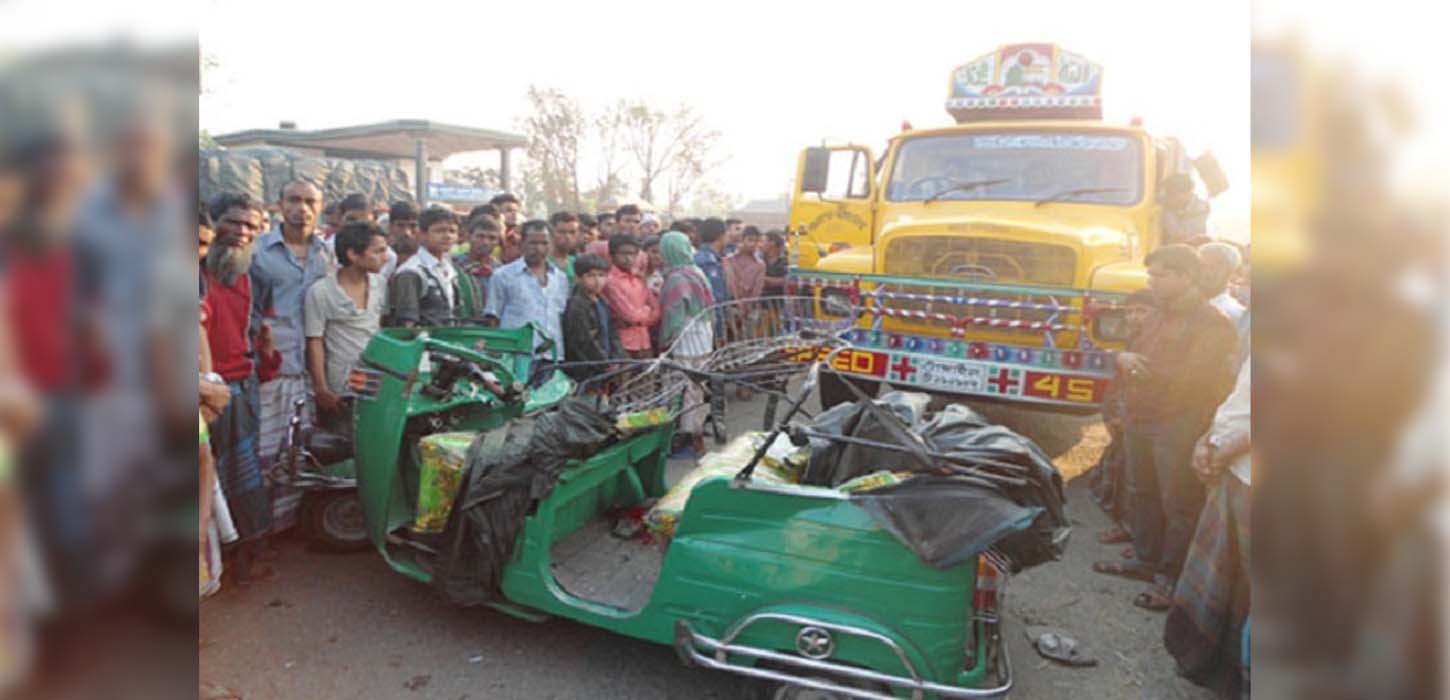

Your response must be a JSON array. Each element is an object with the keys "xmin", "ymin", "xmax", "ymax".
[{"xmin": 195, "ymin": 0, "xmax": 1254, "ymax": 223}]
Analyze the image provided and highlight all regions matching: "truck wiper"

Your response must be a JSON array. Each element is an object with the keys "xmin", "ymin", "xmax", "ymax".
[
  {"xmin": 1032, "ymin": 186, "xmax": 1128, "ymax": 208},
  {"xmin": 923, "ymin": 178, "xmax": 1012, "ymax": 204}
]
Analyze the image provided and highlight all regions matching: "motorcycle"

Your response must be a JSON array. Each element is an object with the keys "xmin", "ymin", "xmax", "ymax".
[{"xmin": 276, "ymin": 397, "xmax": 369, "ymax": 552}]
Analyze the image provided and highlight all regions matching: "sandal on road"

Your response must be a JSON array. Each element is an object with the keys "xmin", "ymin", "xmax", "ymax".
[
  {"xmin": 1024, "ymin": 626, "xmax": 1099, "ymax": 667},
  {"xmin": 1132, "ymin": 587, "xmax": 1173, "ymax": 612},
  {"xmin": 1092, "ymin": 559, "xmax": 1154, "ymax": 582},
  {"xmin": 1095, "ymin": 525, "xmax": 1132, "ymax": 545}
]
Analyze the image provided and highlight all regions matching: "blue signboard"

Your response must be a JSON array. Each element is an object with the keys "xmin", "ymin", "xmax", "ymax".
[{"xmin": 428, "ymin": 183, "xmax": 495, "ymax": 202}]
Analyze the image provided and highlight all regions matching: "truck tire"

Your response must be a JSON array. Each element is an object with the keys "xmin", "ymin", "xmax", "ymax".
[
  {"xmin": 817, "ymin": 373, "xmax": 878, "ymax": 410},
  {"xmin": 301, "ymin": 490, "xmax": 372, "ymax": 553}
]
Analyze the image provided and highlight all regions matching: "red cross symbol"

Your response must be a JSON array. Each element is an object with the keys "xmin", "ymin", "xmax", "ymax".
[
  {"xmin": 891, "ymin": 355, "xmax": 917, "ymax": 381},
  {"xmin": 987, "ymin": 368, "xmax": 1019, "ymax": 394}
]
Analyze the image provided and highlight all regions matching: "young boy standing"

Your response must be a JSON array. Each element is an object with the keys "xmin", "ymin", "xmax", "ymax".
[
  {"xmin": 561, "ymin": 254, "xmax": 624, "ymax": 384},
  {"xmin": 304, "ymin": 221, "xmax": 389, "ymax": 429},
  {"xmin": 388, "ymin": 207, "xmax": 478, "ymax": 327},
  {"xmin": 601, "ymin": 234, "xmax": 660, "ymax": 359}
]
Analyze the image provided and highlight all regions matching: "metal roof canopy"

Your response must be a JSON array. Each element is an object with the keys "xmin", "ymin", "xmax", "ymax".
[{"xmin": 214, "ymin": 119, "xmax": 527, "ymax": 203}]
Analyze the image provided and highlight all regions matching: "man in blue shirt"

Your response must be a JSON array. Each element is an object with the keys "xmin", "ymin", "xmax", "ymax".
[
  {"xmin": 484, "ymin": 219, "xmax": 570, "ymax": 357},
  {"xmin": 249, "ymin": 179, "xmax": 333, "ymax": 532},
  {"xmin": 694, "ymin": 218, "xmax": 732, "ymax": 343},
  {"xmin": 694, "ymin": 217, "xmax": 731, "ymax": 307}
]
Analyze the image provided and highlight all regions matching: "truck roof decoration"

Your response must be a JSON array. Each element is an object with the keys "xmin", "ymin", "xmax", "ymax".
[{"xmin": 947, "ymin": 43, "xmax": 1104, "ymax": 123}]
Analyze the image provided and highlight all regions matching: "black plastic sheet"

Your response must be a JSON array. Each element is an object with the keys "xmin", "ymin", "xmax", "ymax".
[
  {"xmin": 430, "ymin": 399, "xmax": 616, "ymax": 606},
  {"xmin": 801, "ymin": 392, "xmax": 1069, "ymax": 572}
]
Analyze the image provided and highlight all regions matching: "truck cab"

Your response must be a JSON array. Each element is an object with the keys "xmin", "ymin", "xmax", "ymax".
[{"xmin": 788, "ymin": 44, "xmax": 1227, "ymax": 410}]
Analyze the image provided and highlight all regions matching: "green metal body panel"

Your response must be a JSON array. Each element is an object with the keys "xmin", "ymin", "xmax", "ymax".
[
  {"xmin": 353, "ymin": 326, "xmax": 991, "ymax": 695},
  {"xmin": 319, "ymin": 458, "xmax": 355, "ymax": 480},
  {"xmin": 503, "ymin": 472, "xmax": 985, "ymax": 691},
  {"xmin": 353, "ymin": 326, "xmax": 568, "ymax": 570}
]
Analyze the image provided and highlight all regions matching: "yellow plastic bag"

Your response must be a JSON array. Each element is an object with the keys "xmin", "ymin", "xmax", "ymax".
[
  {"xmin": 645, "ymin": 432, "xmax": 803, "ymax": 539},
  {"xmin": 414, "ymin": 432, "xmax": 475, "ymax": 533},
  {"xmin": 836, "ymin": 470, "xmax": 914, "ymax": 493}
]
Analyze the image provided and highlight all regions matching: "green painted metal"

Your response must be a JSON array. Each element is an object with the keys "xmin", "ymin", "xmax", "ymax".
[
  {"xmin": 353, "ymin": 325, "xmax": 994, "ymax": 695},
  {"xmin": 354, "ymin": 326, "xmax": 559, "ymax": 556}
]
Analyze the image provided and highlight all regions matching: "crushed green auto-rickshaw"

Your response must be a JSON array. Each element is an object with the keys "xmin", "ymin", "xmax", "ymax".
[{"xmin": 346, "ymin": 301, "xmax": 1068, "ymax": 699}]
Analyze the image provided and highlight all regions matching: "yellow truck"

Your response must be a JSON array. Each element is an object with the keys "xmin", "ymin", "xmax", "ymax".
[{"xmin": 788, "ymin": 43, "xmax": 1227, "ymax": 409}]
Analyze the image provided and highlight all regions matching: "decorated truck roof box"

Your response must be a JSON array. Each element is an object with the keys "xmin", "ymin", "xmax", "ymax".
[{"xmin": 947, "ymin": 43, "xmax": 1104, "ymax": 123}]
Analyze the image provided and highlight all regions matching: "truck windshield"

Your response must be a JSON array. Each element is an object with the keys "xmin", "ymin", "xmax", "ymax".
[{"xmin": 886, "ymin": 131, "xmax": 1143, "ymax": 205}]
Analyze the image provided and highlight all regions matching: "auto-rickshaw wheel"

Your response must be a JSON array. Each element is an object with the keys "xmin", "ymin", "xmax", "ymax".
[
  {"xmin": 301, "ymin": 490, "xmax": 371, "ymax": 553},
  {"xmin": 744, "ymin": 661, "xmax": 893, "ymax": 700}
]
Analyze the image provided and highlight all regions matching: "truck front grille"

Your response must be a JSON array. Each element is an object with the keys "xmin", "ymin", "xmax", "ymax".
[{"xmin": 883, "ymin": 236, "xmax": 1077, "ymax": 287}]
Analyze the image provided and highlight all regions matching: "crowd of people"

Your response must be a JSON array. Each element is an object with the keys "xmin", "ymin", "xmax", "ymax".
[
  {"xmin": 197, "ymin": 178, "xmax": 1255, "ymax": 697},
  {"xmin": 198, "ymin": 182, "xmax": 790, "ymax": 590},
  {"xmin": 1088, "ymin": 240, "xmax": 1251, "ymax": 698}
]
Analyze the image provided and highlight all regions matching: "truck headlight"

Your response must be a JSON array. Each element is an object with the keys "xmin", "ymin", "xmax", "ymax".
[
  {"xmin": 1093, "ymin": 310, "xmax": 1129, "ymax": 342},
  {"xmin": 821, "ymin": 289, "xmax": 854, "ymax": 317}
]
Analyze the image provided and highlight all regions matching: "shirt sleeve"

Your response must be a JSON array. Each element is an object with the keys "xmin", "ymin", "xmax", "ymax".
[
  {"xmin": 303, "ymin": 281, "xmax": 328, "ymax": 338},
  {"xmin": 562, "ymin": 298, "xmax": 605, "ymax": 365},
  {"xmin": 1209, "ymin": 361, "xmax": 1250, "ymax": 448},
  {"xmin": 388, "ymin": 271, "xmax": 423, "ymax": 326},
  {"xmin": 250, "ymin": 265, "xmax": 274, "ymax": 329},
  {"xmin": 482, "ymin": 271, "xmax": 504, "ymax": 319}
]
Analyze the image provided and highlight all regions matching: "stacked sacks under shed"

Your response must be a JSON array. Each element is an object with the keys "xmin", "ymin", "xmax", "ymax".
[{"xmin": 199, "ymin": 146, "xmax": 415, "ymax": 204}]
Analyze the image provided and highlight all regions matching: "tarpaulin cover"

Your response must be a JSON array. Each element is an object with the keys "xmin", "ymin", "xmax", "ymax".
[
  {"xmin": 430, "ymin": 399, "xmax": 616, "ymax": 606},
  {"xmin": 198, "ymin": 147, "xmax": 415, "ymax": 206},
  {"xmin": 800, "ymin": 392, "xmax": 1069, "ymax": 572}
]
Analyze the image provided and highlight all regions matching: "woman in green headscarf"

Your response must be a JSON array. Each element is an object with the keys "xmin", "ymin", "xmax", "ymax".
[
  {"xmin": 657, "ymin": 231, "xmax": 714, "ymax": 456},
  {"xmin": 658, "ymin": 232, "xmax": 715, "ymax": 353}
]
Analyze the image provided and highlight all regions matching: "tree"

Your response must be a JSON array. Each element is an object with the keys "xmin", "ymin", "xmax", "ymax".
[
  {"xmin": 590, "ymin": 106, "xmax": 629, "ymax": 208},
  {"xmin": 613, "ymin": 101, "xmax": 720, "ymax": 209},
  {"xmin": 688, "ymin": 184, "xmax": 743, "ymax": 218},
  {"xmin": 519, "ymin": 86, "xmax": 585, "ymax": 213}
]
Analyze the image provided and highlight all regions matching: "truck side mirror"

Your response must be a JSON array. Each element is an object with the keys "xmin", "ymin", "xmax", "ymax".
[
  {"xmin": 1194, "ymin": 151, "xmax": 1230, "ymax": 198},
  {"xmin": 800, "ymin": 147, "xmax": 831, "ymax": 194}
]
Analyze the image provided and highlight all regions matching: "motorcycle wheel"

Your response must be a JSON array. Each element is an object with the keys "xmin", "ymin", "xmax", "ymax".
[{"xmin": 301, "ymin": 490, "xmax": 372, "ymax": 553}]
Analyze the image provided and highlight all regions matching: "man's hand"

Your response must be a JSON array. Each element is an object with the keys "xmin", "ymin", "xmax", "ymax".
[
  {"xmin": 199, "ymin": 379, "xmax": 231, "ymax": 423},
  {"xmin": 1115, "ymin": 352, "xmax": 1149, "ymax": 378},
  {"xmin": 1191, "ymin": 435, "xmax": 1219, "ymax": 484},
  {"xmin": 257, "ymin": 322, "xmax": 275, "ymax": 357},
  {"xmin": 315, "ymin": 388, "xmax": 342, "ymax": 414}
]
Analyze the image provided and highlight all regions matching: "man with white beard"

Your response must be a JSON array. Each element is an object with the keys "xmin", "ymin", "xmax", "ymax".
[{"xmin": 201, "ymin": 192, "xmax": 281, "ymax": 582}]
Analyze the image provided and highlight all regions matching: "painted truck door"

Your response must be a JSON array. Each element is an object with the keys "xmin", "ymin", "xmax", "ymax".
[{"xmin": 788, "ymin": 145, "xmax": 876, "ymax": 269}]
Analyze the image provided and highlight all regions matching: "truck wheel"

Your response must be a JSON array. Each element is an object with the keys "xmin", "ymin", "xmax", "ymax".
[
  {"xmin": 301, "ymin": 491, "xmax": 371, "ymax": 553},
  {"xmin": 817, "ymin": 373, "xmax": 878, "ymax": 410}
]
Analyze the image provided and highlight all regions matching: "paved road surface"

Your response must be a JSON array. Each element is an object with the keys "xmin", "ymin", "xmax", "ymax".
[{"xmin": 200, "ymin": 388, "xmax": 1214, "ymax": 699}]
